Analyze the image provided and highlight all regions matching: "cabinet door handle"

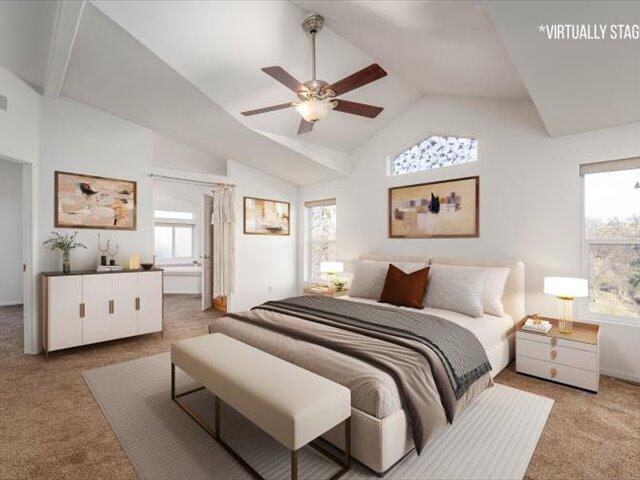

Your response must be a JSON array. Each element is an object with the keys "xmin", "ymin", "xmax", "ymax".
[
  {"xmin": 80, "ymin": 303, "xmax": 85, "ymax": 318},
  {"xmin": 109, "ymin": 300, "xmax": 114, "ymax": 314},
  {"xmin": 135, "ymin": 297, "xmax": 140, "ymax": 311}
]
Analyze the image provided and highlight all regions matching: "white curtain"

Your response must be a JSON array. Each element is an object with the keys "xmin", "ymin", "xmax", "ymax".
[{"xmin": 210, "ymin": 184, "xmax": 236, "ymax": 298}]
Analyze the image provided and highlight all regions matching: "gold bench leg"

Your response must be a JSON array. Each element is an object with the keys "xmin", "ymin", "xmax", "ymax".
[{"xmin": 171, "ymin": 363, "xmax": 351, "ymax": 480}]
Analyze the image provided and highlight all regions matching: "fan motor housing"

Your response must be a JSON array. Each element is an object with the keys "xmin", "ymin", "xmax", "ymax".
[{"xmin": 302, "ymin": 14, "xmax": 324, "ymax": 35}]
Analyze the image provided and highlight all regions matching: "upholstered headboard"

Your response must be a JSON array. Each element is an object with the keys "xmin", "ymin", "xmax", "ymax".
[{"xmin": 357, "ymin": 254, "xmax": 525, "ymax": 322}]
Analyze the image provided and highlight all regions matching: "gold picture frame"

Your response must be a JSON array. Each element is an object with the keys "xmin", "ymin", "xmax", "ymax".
[
  {"xmin": 243, "ymin": 196, "xmax": 290, "ymax": 236},
  {"xmin": 54, "ymin": 171, "xmax": 137, "ymax": 230},
  {"xmin": 389, "ymin": 175, "xmax": 479, "ymax": 238}
]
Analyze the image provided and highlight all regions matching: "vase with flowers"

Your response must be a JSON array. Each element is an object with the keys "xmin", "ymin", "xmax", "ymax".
[{"xmin": 44, "ymin": 231, "xmax": 86, "ymax": 273}]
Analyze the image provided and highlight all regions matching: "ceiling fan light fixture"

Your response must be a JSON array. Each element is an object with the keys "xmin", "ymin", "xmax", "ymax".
[{"xmin": 294, "ymin": 98, "xmax": 336, "ymax": 122}]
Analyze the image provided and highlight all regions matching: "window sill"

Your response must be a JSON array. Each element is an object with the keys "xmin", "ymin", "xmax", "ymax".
[{"xmin": 579, "ymin": 313, "xmax": 639, "ymax": 327}]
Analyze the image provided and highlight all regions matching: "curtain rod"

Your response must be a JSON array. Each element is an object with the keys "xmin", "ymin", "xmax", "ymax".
[{"xmin": 149, "ymin": 173, "xmax": 236, "ymax": 187}]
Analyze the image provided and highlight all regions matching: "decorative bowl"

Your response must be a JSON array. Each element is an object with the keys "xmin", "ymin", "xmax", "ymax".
[{"xmin": 140, "ymin": 263, "xmax": 154, "ymax": 270}]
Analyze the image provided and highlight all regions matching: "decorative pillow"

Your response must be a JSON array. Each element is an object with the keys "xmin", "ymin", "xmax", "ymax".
[
  {"xmin": 379, "ymin": 264, "xmax": 430, "ymax": 309},
  {"xmin": 349, "ymin": 261, "xmax": 427, "ymax": 300},
  {"xmin": 424, "ymin": 264, "xmax": 488, "ymax": 317},
  {"xmin": 482, "ymin": 267, "xmax": 510, "ymax": 317}
]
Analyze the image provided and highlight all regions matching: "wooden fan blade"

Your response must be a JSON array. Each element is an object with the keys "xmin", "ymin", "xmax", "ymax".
[
  {"xmin": 262, "ymin": 66, "xmax": 304, "ymax": 93},
  {"xmin": 241, "ymin": 102, "xmax": 293, "ymax": 116},
  {"xmin": 329, "ymin": 63, "xmax": 387, "ymax": 97},
  {"xmin": 333, "ymin": 99, "xmax": 383, "ymax": 119},
  {"xmin": 297, "ymin": 118, "xmax": 314, "ymax": 134}
]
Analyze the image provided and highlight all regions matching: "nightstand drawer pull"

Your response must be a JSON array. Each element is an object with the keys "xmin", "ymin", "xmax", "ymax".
[
  {"xmin": 550, "ymin": 367, "xmax": 558, "ymax": 378},
  {"xmin": 550, "ymin": 350, "xmax": 557, "ymax": 360},
  {"xmin": 550, "ymin": 337, "xmax": 557, "ymax": 346}
]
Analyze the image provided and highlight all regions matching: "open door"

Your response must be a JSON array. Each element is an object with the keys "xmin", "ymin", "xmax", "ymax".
[{"xmin": 201, "ymin": 194, "xmax": 213, "ymax": 311}]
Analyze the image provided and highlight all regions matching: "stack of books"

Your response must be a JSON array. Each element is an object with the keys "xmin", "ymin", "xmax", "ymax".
[
  {"xmin": 522, "ymin": 318, "xmax": 552, "ymax": 334},
  {"xmin": 96, "ymin": 265, "xmax": 123, "ymax": 272}
]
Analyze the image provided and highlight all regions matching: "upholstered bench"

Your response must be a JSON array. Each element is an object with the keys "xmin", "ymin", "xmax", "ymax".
[{"xmin": 171, "ymin": 333, "xmax": 352, "ymax": 480}]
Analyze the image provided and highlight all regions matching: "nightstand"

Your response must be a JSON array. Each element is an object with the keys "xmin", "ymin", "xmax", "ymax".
[
  {"xmin": 515, "ymin": 316, "xmax": 600, "ymax": 392},
  {"xmin": 302, "ymin": 286, "xmax": 349, "ymax": 297}
]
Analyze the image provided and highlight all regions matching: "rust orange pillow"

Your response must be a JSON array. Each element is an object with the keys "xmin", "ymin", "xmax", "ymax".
[{"xmin": 378, "ymin": 264, "xmax": 430, "ymax": 309}]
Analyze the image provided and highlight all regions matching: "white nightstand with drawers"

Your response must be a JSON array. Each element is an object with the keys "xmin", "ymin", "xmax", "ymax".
[{"xmin": 516, "ymin": 317, "xmax": 600, "ymax": 392}]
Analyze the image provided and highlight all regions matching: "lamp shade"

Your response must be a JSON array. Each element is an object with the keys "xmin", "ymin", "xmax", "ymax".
[
  {"xmin": 543, "ymin": 276, "xmax": 588, "ymax": 298},
  {"xmin": 320, "ymin": 261, "xmax": 344, "ymax": 274}
]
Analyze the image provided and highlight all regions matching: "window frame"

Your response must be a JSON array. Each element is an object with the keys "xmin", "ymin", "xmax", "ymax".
[
  {"xmin": 154, "ymin": 210, "xmax": 196, "ymax": 262},
  {"xmin": 580, "ymin": 161, "xmax": 640, "ymax": 325},
  {"xmin": 387, "ymin": 130, "xmax": 479, "ymax": 177},
  {"xmin": 304, "ymin": 199, "xmax": 337, "ymax": 283}
]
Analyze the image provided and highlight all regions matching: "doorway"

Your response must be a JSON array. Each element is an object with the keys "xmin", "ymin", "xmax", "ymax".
[{"xmin": 0, "ymin": 158, "xmax": 27, "ymax": 356}]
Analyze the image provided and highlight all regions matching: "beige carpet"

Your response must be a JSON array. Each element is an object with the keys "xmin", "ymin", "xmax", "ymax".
[
  {"xmin": 1, "ymin": 297, "xmax": 639, "ymax": 479},
  {"xmin": 83, "ymin": 352, "xmax": 553, "ymax": 479}
]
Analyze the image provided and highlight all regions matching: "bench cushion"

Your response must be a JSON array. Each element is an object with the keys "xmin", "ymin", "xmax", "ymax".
[{"xmin": 171, "ymin": 333, "xmax": 351, "ymax": 450}]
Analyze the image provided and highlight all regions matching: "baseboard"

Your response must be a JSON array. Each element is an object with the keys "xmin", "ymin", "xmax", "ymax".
[
  {"xmin": 601, "ymin": 368, "xmax": 640, "ymax": 384},
  {"xmin": 0, "ymin": 301, "xmax": 23, "ymax": 307}
]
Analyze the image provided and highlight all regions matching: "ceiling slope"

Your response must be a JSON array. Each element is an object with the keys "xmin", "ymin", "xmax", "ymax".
[
  {"xmin": 91, "ymin": 0, "xmax": 421, "ymax": 154},
  {"xmin": 62, "ymin": 3, "xmax": 345, "ymax": 185},
  {"xmin": 485, "ymin": 1, "xmax": 640, "ymax": 136},
  {"xmin": 294, "ymin": 0, "xmax": 530, "ymax": 100}
]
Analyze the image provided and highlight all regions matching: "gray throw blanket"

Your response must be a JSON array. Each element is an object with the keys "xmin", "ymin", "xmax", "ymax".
[
  {"xmin": 229, "ymin": 295, "xmax": 492, "ymax": 453},
  {"xmin": 257, "ymin": 296, "xmax": 491, "ymax": 399}
]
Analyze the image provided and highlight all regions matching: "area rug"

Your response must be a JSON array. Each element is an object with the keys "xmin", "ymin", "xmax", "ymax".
[{"xmin": 83, "ymin": 352, "xmax": 553, "ymax": 480}]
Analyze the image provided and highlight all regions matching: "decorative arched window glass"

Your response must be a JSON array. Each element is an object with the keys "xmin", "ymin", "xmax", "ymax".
[{"xmin": 389, "ymin": 135, "xmax": 478, "ymax": 176}]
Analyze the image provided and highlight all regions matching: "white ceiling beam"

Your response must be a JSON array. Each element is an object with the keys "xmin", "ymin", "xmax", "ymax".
[{"xmin": 43, "ymin": 0, "xmax": 86, "ymax": 98}]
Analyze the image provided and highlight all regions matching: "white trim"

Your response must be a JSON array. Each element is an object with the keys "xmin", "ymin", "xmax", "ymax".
[
  {"xmin": 0, "ymin": 301, "xmax": 23, "ymax": 307},
  {"xmin": 151, "ymin": 167, "xmax": 233, "ymax": 186},
  {"xmin": 43, "ymin": 0, "xmax": 85, "ymax": 98},
  {"xmin": 600, "ymin": 368, "xmax": 640, "ymax": 384},
  {"xmin": 580, "ymin": 156, "xmax": 640, "ymax": 175}
]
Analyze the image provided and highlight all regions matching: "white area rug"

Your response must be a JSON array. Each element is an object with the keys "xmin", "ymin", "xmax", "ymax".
[{"xmin": 83, "ymin": 352, "xmax": 553, "ymax": 480}]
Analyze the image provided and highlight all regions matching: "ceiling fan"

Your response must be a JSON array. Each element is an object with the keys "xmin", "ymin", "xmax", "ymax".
[{"xmin": 241, "ymin": 14, "xmax": 387, "ymax": 135}]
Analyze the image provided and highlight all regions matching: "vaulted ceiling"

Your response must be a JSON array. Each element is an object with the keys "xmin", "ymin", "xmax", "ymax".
[{"xmin": 1, "ymin": 1, "xmax": 639, "ymax": 184}]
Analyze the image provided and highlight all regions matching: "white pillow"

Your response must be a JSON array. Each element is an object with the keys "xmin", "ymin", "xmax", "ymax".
[
  {"xmin": 424, "ymin": 264, "xmax": 488, "ymax": 317},
  {"xmin": 482, "ymin": 268, "xmax": 510, "ymax": 317},
  {"xmin": 349, "ymin": 261, "xmax": 427, "ymax": 300}
]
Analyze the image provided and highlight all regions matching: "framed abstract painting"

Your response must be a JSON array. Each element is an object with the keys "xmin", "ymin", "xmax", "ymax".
[
  {"xmin": 389, "ymin": 175, "xmax": 479, "ymax": 238},
  {"xmin": 243, "ymin": 196, "xmax": 290, "ymax": 235},
  {"xmin": 54, "ymin": 171, "xmax": 137, "ymax": 230}
]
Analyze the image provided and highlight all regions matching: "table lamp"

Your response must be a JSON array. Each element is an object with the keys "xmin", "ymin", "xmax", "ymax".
[
  {"xmin": 320, "ymin": 261, "xmax": 344, "ymax": 290},
  {"xmin": 543, "ymin": 276, "xmax": 588, "ymax": 333}
]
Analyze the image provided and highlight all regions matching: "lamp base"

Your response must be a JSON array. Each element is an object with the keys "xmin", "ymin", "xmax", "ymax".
[{"xmin": 557, "ymin": 296, "xmax": 575, "ymax": 334}]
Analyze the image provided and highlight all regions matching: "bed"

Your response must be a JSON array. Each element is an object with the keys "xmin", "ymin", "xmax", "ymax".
[{"xmin": 209, "ymin": 255, "xmax": 524, "ymax": 475}]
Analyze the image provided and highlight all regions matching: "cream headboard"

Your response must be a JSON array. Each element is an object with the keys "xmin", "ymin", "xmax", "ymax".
[{"xmin": 357, "ymin": 254, "xmax": 525, "ymax": 322}]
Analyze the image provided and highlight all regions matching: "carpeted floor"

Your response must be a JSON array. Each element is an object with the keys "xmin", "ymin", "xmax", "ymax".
[{"xmin": 1, "ymin": 296, "xmax": 638, "ymax": 480}]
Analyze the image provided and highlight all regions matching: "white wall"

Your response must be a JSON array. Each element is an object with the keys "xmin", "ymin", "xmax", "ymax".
[
  {"xmin": 0, "ymin": 160, "xmax": 23, "ymax": 305},
  {"xmin": 298, "ymin": 94, "xmax": 640, "ymax": 382},
  {"xmin": 0, "ymin": 66, "xmax": 39, "ymax": 162},
  {"xmin": 227, "ymin": 159, "xmax": 297, "ymax": 312},
  {"xmin": 153, "ymin": 134, "xmax": 226, "ymax": 175},
  {"xmin": 38, "ymin": 96, "xmax": 155, "ymax": 271}
]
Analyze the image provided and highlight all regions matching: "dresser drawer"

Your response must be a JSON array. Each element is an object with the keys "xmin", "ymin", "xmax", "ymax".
[
  {"xmin": 516, "ymin": 330, "xmax": 597, "ymax": 353},
  {"xmin": 516, "ymin": 355, "xmax": 598, "ymax": 392},
  {"xmin": 516, "ymin": 338, "xmax": 597, "ymax": 371}
]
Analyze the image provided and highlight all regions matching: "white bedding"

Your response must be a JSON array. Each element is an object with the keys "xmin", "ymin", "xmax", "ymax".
[{"xmin": 341, "ymin": 295, "xmax": 515, "ymax": 364}]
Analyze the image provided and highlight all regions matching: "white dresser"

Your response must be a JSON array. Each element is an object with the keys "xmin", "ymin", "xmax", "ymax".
[
  {"xmin": 516, "ymin": 317, "xmax": 600, "ymax": 392},
  {"xmin": 41, "ymin": 269, "xmax": 163, "ymax": 356}
]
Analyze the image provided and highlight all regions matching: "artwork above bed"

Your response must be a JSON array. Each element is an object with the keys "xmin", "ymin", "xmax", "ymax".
[
  {"xmin": 389, "ymin": 175, "xmax": 479, "ymax": 238},
  {"xmin": 54, "ymin": 171, "xmax": 137, "ymax": 230}
]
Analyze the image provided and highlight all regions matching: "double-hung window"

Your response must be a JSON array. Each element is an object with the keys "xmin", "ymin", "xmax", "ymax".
[
  {"xmin": 581, "ymin": 159, "xmax": 640, "ymax": 321},
  {"xmin": 154, "ymin": 210, "xmax": 195, "ymax": 261},
  {"xmin": 304, "ymin": 199, "xmax": 337, "ymax": 282}
]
